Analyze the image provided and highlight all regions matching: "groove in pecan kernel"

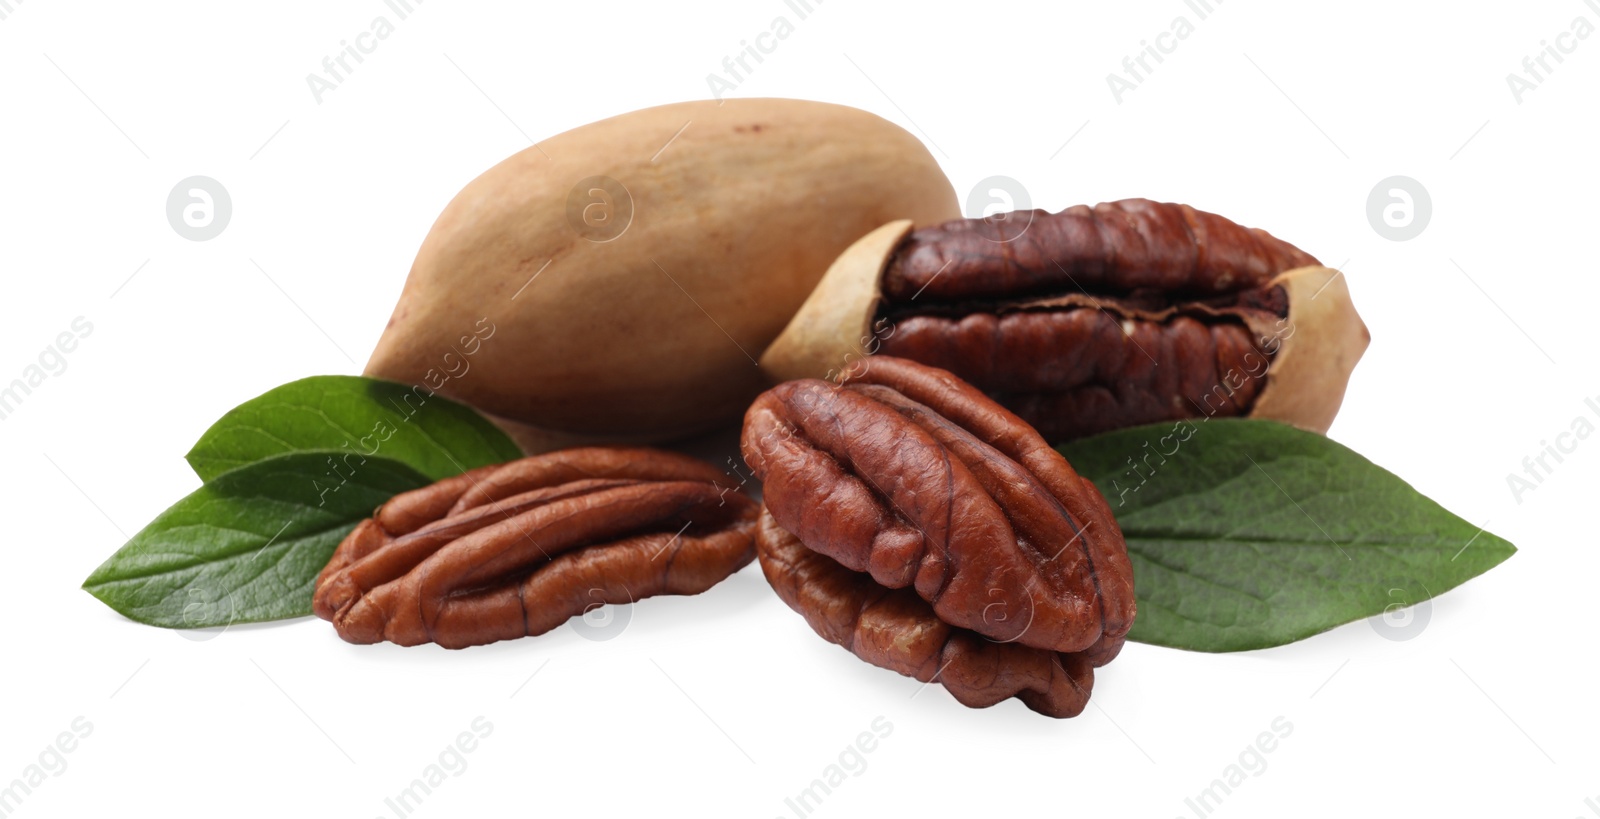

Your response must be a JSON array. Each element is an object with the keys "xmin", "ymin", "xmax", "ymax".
[
  {"xmin": 741, "ymin": 356, "xmax": 1134, "ymax": 659},
  {"xmin": 313, "ymin": 447, "xmax": 757, "ymax": 649}
]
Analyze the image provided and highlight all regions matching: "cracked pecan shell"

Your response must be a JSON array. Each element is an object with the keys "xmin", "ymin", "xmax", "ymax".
[
  {"xmin": 741, "ymin": 356, "xmax": 1133, "ymax": 714},
  {"xmin": 762, "ymin": 199, "xmax": 1368, "ymax": 441},
  {"xmin": 313, "ymin": 447, "xmax": 757, "ymax": 649}
]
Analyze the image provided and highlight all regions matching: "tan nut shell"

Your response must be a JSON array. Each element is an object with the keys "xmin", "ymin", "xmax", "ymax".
[
  {"xmin": 760, "ymin": 223, "xmax": 1369, "ymax": 436},
  {"xmin": 366, "ymin": 99, "xmax": 958, "ymax": 443},
  {"xmin": 759, "ymin": 219, "xmax": 914, "ymax": 383},
  {"xmin": 1242, "ymin": 266, "xmax": 1370, "ymax": 434}
]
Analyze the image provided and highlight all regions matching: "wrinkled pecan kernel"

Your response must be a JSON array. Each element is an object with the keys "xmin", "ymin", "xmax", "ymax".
[
  {"xmin": 876, "ymin": 199, "xmax": 1313, "ymax": 440},
  {"xmin": 313, "ymin": 447, "xmax": 758, "ymax": 649},
  {"xmin": 742, "ymin": 357, "xmax": 1134, "ymax": 715},
  {"xmin": 757, "ymin": 510, "xmax": 1095, "ymax": 718}
]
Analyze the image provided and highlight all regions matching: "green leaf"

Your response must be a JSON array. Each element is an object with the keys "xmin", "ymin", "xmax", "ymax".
[
  {"xmin": 83, "ymin": 453, "xmax": 430, "ymax": 628},
  {"xmin": 1061, "ymin": 419, "xmax": 1516, "ymax": 652},
  {"xmin": 185, "ymin": 375, "xmax": 521, "ymax": 482}
]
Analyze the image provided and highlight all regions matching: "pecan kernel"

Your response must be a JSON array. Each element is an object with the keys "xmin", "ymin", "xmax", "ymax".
[
  {"xmin": 313, "ymin": 447, "xmax": 757, "ymax": 649},
  {"xmin": 742, "ymin": 357, "xmax": 1134, "ymax": 716}
]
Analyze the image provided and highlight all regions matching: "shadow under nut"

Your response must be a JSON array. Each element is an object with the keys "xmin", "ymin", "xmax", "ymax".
[
  {"xmin": 313, "ymin": 448, "xmax": 758, "ymax": 649},
  {"xmin": 757, "ymin": 509, "xmax": 1095, "ymax": 718}
]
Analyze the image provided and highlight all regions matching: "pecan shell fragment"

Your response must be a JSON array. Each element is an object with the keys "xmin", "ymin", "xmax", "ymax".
[
  {"xmin": 313, "ymin": 447, "xmax": 758, "ymax": 649},
  {"xmin": 742, "ymin": 357, "xmax": 1134, "ymax": 716}
]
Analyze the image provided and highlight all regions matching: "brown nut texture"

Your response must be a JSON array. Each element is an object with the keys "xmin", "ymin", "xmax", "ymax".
[
  {"xmin": 365, "ymin": 98, "xmax": 959, "ymax": 447},
  {"xmin": 313, "ymin": 447, "xmax": 758, "ymax": 649},
  {"xmin": 757, "ymin": 509, "xmax": 1097, "ymax": 718},
  {"xmin": 741, "ymin": 356, "xmax": 1134, "ymax": 714},
  {"xmin": 762, "ymin": 199, "xmax": 1369, "ymax": 441}
]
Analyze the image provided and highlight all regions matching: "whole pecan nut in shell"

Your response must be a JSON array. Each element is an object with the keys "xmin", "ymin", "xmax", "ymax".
[
  {"xmin": 313, "ymin": 447, "xmax": 758, "ymax": 649},
  {"xmin": 363, "ymin": 98, "xmax": 959, "ymax": 448},
  {"xmin": 762, "ymin": 198, "xmax": 1369, "ymax": 441},
  {"xmin": 741, "ymin": 356, "xmax": 1134, "ymax": 716}
]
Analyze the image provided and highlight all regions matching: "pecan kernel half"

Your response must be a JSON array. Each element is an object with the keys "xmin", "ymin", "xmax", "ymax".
[
  {"xmin": 313, "ymin": 447, "xmax": 757, "ymax": 649},
  {"xmin": 742, "ymin": 357, "xmax": 1133, "ymax": 716}
]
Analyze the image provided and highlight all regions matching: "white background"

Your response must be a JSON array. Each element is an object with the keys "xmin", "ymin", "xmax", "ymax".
[{"xmin": 2, "ymin": 1, "xmax": 1595, "ymax": 816}]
